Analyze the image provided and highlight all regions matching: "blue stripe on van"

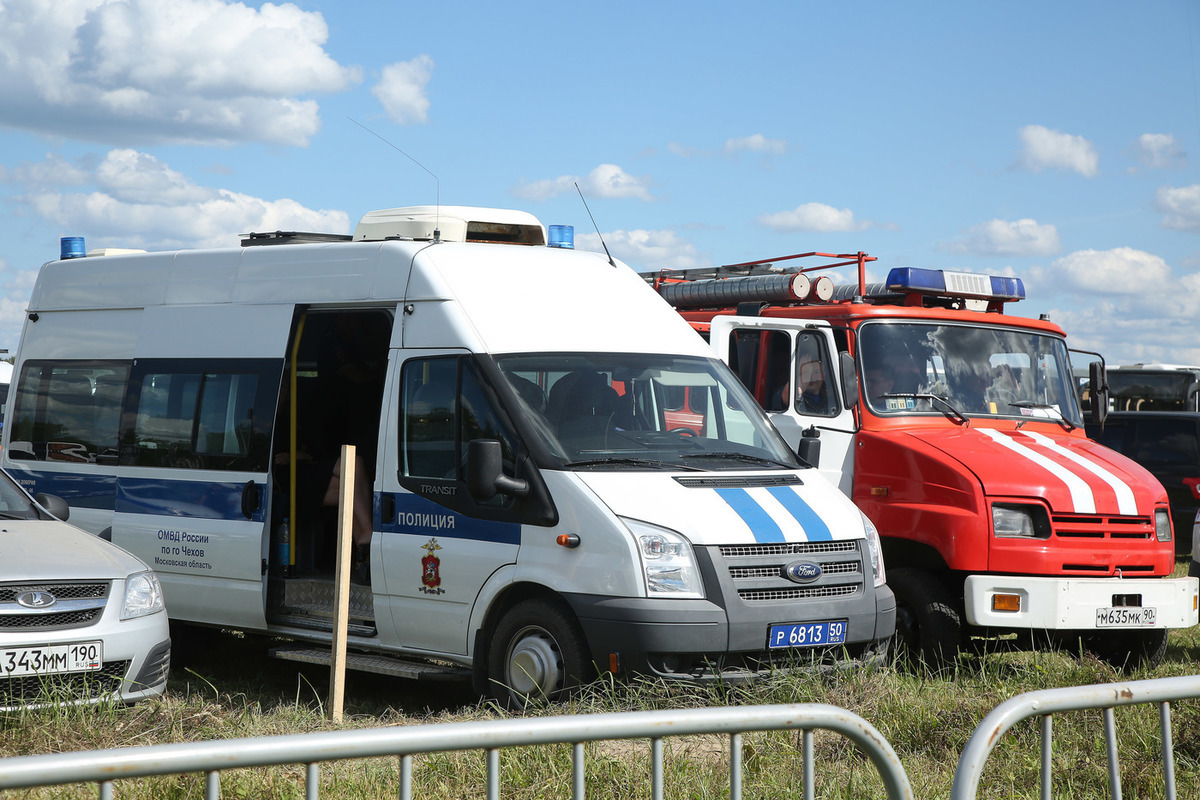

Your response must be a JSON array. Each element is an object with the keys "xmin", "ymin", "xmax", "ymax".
[
  {"xmin": 117, "ymin": 477, "xmax": 263, "ymax": 522},
  {"xmin": 380, "ymin": 493, "xmax": 521, "ymax": 546},
  {"xmin": 715, "ymin": 487, "xmax": 785, "ymax": 544},
  {"xmin": 3, "ymin": 466, "xmax": 115, "ymax": 510},
  {"xmin": 767, "ymin": 486, "xmax": 833, "ymax": 542}
]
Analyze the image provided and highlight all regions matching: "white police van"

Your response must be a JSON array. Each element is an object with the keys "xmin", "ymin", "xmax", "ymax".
[{"xmin": 2, "ymin": 206, "xmax": 893, "ymax": 705}]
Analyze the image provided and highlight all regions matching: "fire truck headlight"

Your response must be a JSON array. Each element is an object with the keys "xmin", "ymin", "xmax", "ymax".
[
  {"xmin": 992, "ymin": 504, "xmax": 1051, "ymax": 539},
  {"xmin": 624, "ymin": 519, "xmax": 704, "ymax": 599},
  {"xmin": 1155, "ymin": 509, "xmax": 1173, "ymax": 543},
  {"xmin": 860, "ymin": 511, "xmax": 886, "ymax": 588}
]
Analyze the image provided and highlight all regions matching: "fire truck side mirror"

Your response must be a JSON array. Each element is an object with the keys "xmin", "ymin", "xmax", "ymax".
[
  {"xmin": 1088, "ymin": 361, "xmax": 1108, "ymax": 426},
  {"xmin": 797, "ymin": 426, "xmax": 822, "ymax": 468},
  {"xmin": 838, "ymin": 352, "xmax": 859, "ymax": 411},
  {"xmin": 466, "ymin": 439, "xmax": 529, "ymax": 502}
]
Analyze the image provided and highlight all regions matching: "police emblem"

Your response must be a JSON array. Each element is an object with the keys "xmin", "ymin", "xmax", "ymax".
[{"xmin": 419, "ymin": 538, "xmax": 445, "ymax": 595}]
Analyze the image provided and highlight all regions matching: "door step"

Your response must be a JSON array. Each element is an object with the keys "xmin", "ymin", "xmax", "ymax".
[
  {"xmin": 269, "ymin": 645, "xmax": 472, "ymax": 681},
  {"xmin": 268, "ymin": 575, "xmax": 375, "ymax": 623}
]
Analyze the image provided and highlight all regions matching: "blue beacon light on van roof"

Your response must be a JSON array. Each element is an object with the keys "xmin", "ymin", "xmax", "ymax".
[
  {"xmin": 548, "ymin": 225, "xmax": 574, "ymax": 249},
  {"xmin": 60, "ymin": 236, "xmax": 86, "ymax": 260},
  {"xmin": 885, "ymin": 267, "xmax": 1025, "ymax": 303}
]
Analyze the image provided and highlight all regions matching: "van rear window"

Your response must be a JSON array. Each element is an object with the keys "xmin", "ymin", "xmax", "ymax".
[{"xmin": 8, "ymin": 361, "xmax": 128, "ymax": 464}]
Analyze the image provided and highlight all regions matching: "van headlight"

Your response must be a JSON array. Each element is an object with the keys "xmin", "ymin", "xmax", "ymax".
[
  {"xmin": 122, "ymin": 571, "xmax": 165, "ymax": 620},
  {"xmin": 861, "ymin": 511, "xmax": 886, "ymax": 588},
  {"xmin": 624, "ymin": 519, "xmax": 704, "ymax": 599}
]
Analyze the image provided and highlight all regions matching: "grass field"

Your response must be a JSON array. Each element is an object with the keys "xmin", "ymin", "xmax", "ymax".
[{"xmin": 1, "ymin": 575, "xmax": 1199, "ymax": 798}]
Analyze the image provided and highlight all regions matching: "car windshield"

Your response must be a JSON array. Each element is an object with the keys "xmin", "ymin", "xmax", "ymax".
[
  {"xmin": 0, "ymin": 470, "xmax": 39, "ymax": 520},
  {"xmin": 494, "ymin": 352, "xmax": 800, "ymax": 470},
  {"xmin": 858, "ymin": 321, "xmax": 1083, "ymax": 427}
]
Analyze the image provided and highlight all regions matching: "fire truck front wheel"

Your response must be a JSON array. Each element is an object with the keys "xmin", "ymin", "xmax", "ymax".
[
  {"xmin": 488, "ymin": 598, "xmax": 591, "ymax": 709},
  {"xmin": 888, "ymin": 567, "xmax": 962, "ymax": 671}
]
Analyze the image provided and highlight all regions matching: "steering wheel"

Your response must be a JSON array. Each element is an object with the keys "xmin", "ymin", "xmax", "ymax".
[{"xmin": 667, "ymin": 427, "xmax": 698, "ymax": 437}]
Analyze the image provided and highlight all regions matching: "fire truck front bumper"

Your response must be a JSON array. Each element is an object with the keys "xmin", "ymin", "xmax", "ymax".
[{"xmin": 963, "ymin": 575, "xmax": 1199, "ymax": 630}]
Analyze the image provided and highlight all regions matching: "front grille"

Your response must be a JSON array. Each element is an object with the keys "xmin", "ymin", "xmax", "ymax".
[
  {"xmin": 0, "ymin": 583, "xmax": 108, "ymax": 602},
  {"xmin": 0, "ymin": 661, "xmax": 129, "ymax": 708},
  {"xmin": 713, "ymin": 540, "xmax": 864, "ymax": 603},
  {"xmin": 0, "ymin": 610, "xmax": 103, "ymax": 630},
  {"xmin": 0, "ymin": 582, "xmax": 111, "ymax": 632},
  {"xmin": 739, "ymin": 585, "xmax": 859, "ymax": 602},
  {"xmin": 1052, "ymin": 514, "xmax": 1154, "ymax": 540}
]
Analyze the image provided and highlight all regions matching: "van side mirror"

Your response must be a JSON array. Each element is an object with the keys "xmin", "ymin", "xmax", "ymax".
[
  {"xmin": 1088, "ymin": 361, "xmax": 1108, "ymax": 426},
  {"xmin": 34, "ymin": 493, "xmax": 69, "ymax": 521},
  {"xmin": 466, "ymin": 440, "xmax": 529, "ymax": 502},
  {"xmin": 838, "ymin": 352, "xmax": 858, "ymax": 411},
  {"xmin": 797, "ymin": 426, "xmax": 821, "ymax": 468}
]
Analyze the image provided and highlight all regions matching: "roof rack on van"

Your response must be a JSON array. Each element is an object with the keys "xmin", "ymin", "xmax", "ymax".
[{"xmin": 241, "ymin": 231, "xmax": 354, "ymax": 247}]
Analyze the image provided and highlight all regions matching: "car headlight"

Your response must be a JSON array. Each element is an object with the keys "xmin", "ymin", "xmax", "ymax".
[
  {"xmin": 860, "ymin": 511, "xmax": 886, "ymax": 588},
  {"xmin": 122, "ymin": 570, "xmax": 165, "ymax": 620},
  {"xmin": 624, "ymin": 519, "xmax": 704, "ymax": 599},
  {"xmin": 992, "ymin": 504, "xmax": 1051, "ymax": 539},
  {"xmin": 1155, "ymin": 508, "xmax": 1173, "ymax": 543}
]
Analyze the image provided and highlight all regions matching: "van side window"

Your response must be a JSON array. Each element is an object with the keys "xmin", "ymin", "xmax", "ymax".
[
  {"xmin": 9, "ymin": 361, "xmax": 129, "ymax": 464},
  {"xmin": 121, "ymin": 360, "xmax": 278, "ymax": 471},
  {"xmin": 401, "ymin": 357, "xmax": 515, "ymax": 489}
]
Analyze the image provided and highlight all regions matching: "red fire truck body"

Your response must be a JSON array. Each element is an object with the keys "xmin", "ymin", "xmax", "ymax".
[{"xmin": 653, "ymin": 253, "xmax": 1198, "ymax": 667}]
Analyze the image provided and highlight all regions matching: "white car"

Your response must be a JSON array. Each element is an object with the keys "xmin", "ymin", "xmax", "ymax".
[{"xmin": 0, "ymin": 472, "xmax": 169, "ymax": 708}]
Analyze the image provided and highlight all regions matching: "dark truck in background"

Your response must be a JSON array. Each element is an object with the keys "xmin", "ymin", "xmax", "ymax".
[{"xmin": 1086, "ymin": 412, "xmax": 1200, "ymax": 554}]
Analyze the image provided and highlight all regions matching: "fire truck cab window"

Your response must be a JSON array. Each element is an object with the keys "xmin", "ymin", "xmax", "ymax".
[{"xmin": 794, "ymin": 332, "xmax": 837, "ymax": 417}]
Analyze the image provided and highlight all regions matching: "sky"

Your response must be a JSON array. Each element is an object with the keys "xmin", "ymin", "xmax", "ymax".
[{"xmin": 1, "ymin": 0, "xmax": 1199, "ymax": 367}]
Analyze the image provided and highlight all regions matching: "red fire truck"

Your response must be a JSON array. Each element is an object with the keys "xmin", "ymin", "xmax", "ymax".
[{"xmin": 651, "ymin": 252, "xmax": 1199, "ymax": 669}]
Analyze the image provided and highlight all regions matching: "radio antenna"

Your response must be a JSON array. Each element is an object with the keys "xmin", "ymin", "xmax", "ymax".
[
  {"xmin": 348, "ymin": 117, "xmax": 441, "ymax": 241},
  {"xmin": 575, "ymin": 182, "xmax": 616, "ymax": 267}
]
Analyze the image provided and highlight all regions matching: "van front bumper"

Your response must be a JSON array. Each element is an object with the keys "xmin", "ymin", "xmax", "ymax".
[
  {"xmin": 564, "ymin": 586, "xmax": 894, "ymax": 681},
  {"xmin": 963, "ymin": 575, "xmax": 1199, "ymax": 630}
]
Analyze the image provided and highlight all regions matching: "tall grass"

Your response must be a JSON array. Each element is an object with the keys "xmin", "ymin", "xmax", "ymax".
[{"xmin": 0, "ymin": 600, "xmax": 1198, "ymax": 797}]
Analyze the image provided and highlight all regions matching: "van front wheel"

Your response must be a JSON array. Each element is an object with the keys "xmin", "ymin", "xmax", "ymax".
[{"xmin": 488, "ymin": 598, "xmax": 590, "ymax": 708}]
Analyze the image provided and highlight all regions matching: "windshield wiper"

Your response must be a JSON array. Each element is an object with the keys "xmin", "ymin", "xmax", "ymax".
[
  {"xmin": 1007, "ymin": 402, "xmax": 1076, "ymax": 431},
  {"xmin": 678, "ymin": 452, "xmax": 794, "ymax": 468},
  {"xmin": 881, "ymin": 393, "xmax": 969, "ymax": 425},
  {"xmin": 564, "ymin": 457, "xmax": 701, "ymax": 471},
  {"xmin": 0, "ymin": 511, "xmax": 34, "ymax": 521}
]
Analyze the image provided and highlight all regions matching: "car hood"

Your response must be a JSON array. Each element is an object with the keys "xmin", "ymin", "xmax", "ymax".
[
  {"xmin": 905, "ymin": 425, "xmax": 1164, "ymax": 516},
  {"xmin": 0, "ymin": 519, "xmax": 147, "ymax": 580},
  {"xmin": 575, "ymin": 470, "xmax": 864, "ymax": 545}
]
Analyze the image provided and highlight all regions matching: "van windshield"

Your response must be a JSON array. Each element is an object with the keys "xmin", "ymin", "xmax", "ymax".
[{"xmin": 495, "ymin": 353, "xmax": 800, "ymax": 470}]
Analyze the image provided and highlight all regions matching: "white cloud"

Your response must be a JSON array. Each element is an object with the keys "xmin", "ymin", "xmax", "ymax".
[
  {"xmin": 512, "ymin": 164, "xmax": 653, "ymax": 202},
  {"xmin": 1017, "ymin": 125, "xmax": 1098, "ymax": 177},
  {"xmin": 948, "ymin": 218, "xmax": 1061, "ymax": 257},
  {"xmin": 11, "ymin": 149, "xmax": 350, "ymax": 250},
  {"xmin": 724, "ymin": 134, "xmax": 787, "ymax": 155},
  {"xmin": 1155, "ymin": 184, "xmax": 1200, "ymax": 231},
  {"xmin": 0, "ymin": 0, "xmax": 362, "ymax": 147},
  {"xmin": 1049, "ymin": 247, "xmax": 1171, "ymax": 294},
  {"xmin": 1132, "ymin": 133, "xmax": 1185, "ymax": 169},
  {"xmin": 575, "ymin": 229, "xmax": 700, "ymax": 272},
  {"xmin": 372, "ymin": 56, "xmax": 434, "ymax": 125},
  {"xmin": 758, "ymin": 202, "xmax": 868, "ymax": 233}
]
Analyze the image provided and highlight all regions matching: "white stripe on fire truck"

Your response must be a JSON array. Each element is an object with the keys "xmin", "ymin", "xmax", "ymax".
[
  {"xmin": 1020, "ymin": 430, "xmax": 1137, "ymax": 516},
  {"xmin": 977, "ymin": 428, "xmax": 1096, "ymax": 514}
]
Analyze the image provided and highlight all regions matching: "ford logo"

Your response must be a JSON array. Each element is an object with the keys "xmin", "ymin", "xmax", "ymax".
[
  {"xmin": 16, "ymin": 590, "xmax": 56, "ymax": 609},
  {"xmin": 783, "ymin": 561, "xmax": 822, "ymax": 584}
]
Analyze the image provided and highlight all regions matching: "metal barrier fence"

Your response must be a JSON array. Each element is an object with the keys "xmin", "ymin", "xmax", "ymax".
[
  {"xmin": 952, "ymin": 674, "xmax": 1200, "ymax": 800},
  {"xmin": 0, "ymin": 702, "xmax": 913, "ymax": 800}
]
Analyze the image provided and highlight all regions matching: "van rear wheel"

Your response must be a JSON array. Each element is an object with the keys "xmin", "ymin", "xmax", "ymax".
[{"xmin": 488, "ymin": 598, "xmax": 590, "ymax": 709}]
